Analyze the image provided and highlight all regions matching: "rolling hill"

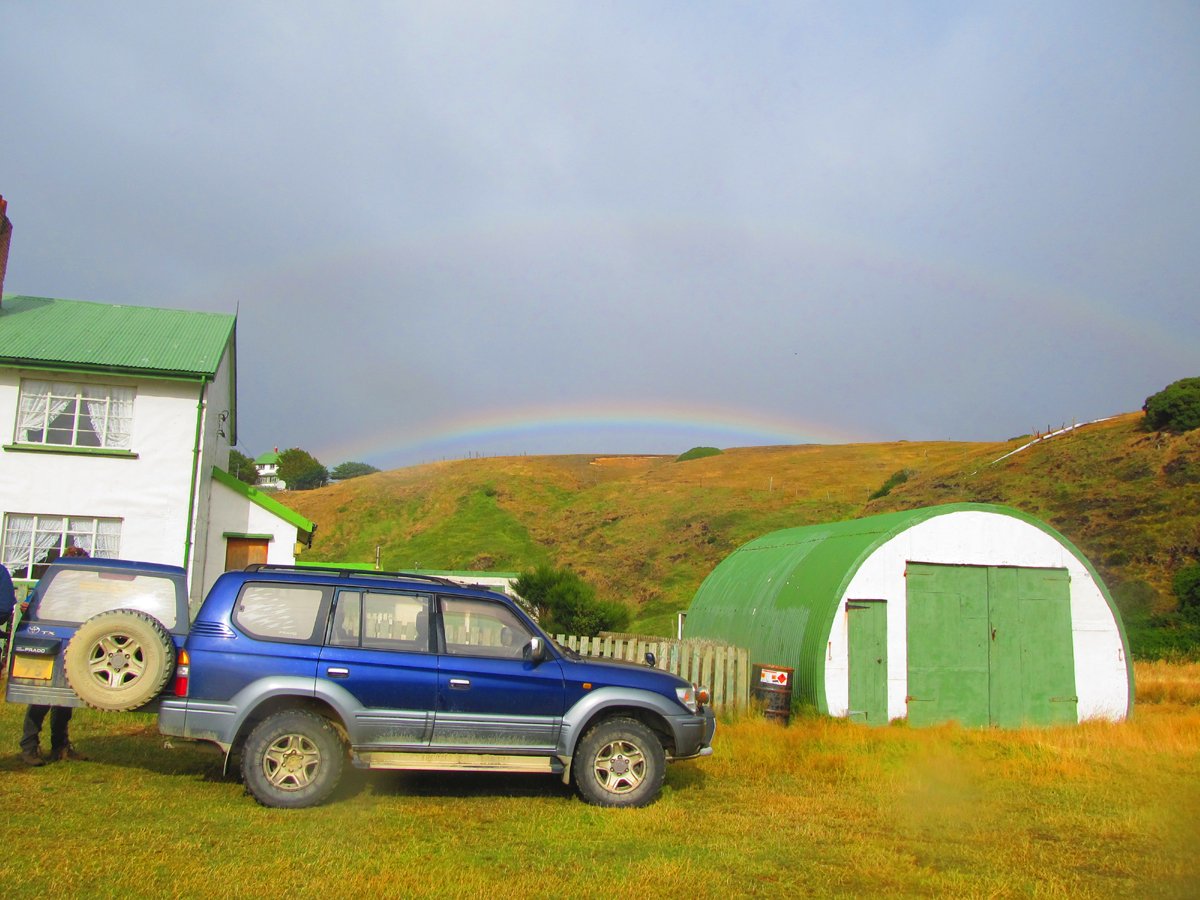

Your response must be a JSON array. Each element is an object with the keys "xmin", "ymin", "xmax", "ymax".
[{"xmin": 280, "ymin": 412, "xmax": 1199, "ymax": 649}]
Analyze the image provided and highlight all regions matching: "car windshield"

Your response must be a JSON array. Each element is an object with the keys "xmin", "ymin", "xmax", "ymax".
[{"xmin": 34, "ymin": 569, "xmax": 179, "ymax": 630}]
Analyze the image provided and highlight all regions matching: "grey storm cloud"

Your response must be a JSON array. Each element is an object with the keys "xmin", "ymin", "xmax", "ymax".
[{"xmin": 2, "ymin": 2, "xmax": 1197, "ymax": 468}]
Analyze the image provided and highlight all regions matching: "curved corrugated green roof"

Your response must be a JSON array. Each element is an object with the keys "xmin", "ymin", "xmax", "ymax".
[
  {"xmin": 0, "ymin": 295, "xmax": 235, "ymax": 377},
  {"xmin": 684, "ymin": 502, "xmax": 1131, "ymax": 712}
]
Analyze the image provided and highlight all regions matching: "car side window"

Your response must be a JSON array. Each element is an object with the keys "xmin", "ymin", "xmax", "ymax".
[
  {"xmin": 233, "ymin": 583, "xmax": 329, "ymax": 643},
  {"xmin": 329, "ymin": 590, "xmax": 431, "ymax": 653},
  {"xmin": 440, "ymin": 596, "xmax": 532, "ymax": 660},
  {"xmin": 329, "ymin": 591, "xmax": 362, "ymax": 647}
]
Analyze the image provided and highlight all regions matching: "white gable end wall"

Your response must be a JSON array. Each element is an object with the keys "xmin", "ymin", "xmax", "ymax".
[
  {"xmin": 822, "ymin": 511, "xmax": 1128, "ymax": 723},
  {"xmin": 188, "ymin": 346, "xmax": 235, "ymax": 602},
  {"xmin": 201, "ymin": 479, "xmax": 299, "ymax": 607}
]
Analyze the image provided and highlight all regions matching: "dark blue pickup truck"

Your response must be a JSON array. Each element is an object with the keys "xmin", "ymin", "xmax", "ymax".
[{"xmin": 9, "ymin": 560, "xmax": 715, "ymax": 809}]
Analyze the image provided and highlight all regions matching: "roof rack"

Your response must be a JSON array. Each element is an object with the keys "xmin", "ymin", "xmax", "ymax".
[{"xmin": 241, "ymin": 564, "xmax": 460, "ymax": 588}]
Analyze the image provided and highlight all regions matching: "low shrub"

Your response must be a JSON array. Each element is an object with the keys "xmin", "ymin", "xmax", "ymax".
[
  {"xmin": 869, "ymin": 469, "xmax": 911, "ymax": 500},
  {"xmin": 676, "ymin": 446, "xmax": 723, "ymax": 462},
  {"xmin": 1174, "ymin": 562, "xmax": 1200, "ymax": 613},
  {"xmin": 1142, "ymin": 377, "xmax": 1200, "ymax": 432},
  {"xmin": 513, "ymin": 565, "xmax": 631, "ymax": 635}
]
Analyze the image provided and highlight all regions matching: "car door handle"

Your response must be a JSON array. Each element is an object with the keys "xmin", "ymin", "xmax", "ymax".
[
  {"xmin": 449, "ymin": 678, "xmax": 471, "ymax": 689},
  {"xmin": 327, "ymin": 667, "xmax": 350, "ymax": 678}
]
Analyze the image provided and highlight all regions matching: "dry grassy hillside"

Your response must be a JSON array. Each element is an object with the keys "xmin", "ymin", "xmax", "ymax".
[
  {"xmin": 871, "ymin": 414, "xmax": 1200, "ymax": 605},
  {"xmin": 280, "ymin": 412, "xmax": 1198, "ymax": 643},
  {"xmin": 281, "ymin": 438, "xmax": 1009, "ymax": 634}
]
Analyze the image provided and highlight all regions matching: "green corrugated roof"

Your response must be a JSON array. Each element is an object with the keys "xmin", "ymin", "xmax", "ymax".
[
  {"xmin": 0, "ymin": 295, "xmax": 235, "ymax": 377},
  {"xmin": 212, "ymin": 466, "xmax": 316, "ymax": 538},
  {"xmin": 254, "ymin": 450, "xmax": 281, "ymax": 464},
  {"xmin": 684, "ymin": 502, "xmax": 1129, "ymax": 713}
]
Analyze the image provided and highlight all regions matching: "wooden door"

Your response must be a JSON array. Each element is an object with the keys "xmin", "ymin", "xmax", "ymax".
[{"xmin": 225, "ymin": 537, "xmax": 269, "ymax": 571}]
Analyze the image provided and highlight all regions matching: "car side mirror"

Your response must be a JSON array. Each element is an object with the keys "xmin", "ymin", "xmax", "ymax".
[{"xmin": 524, "ymin": 636, "xmax": 546, "ymax": 665}]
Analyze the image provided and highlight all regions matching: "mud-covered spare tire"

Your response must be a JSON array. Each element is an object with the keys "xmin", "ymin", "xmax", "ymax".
[{"xmin": 64, "ymin": 609, "xmax": 175, "ymax": 711}]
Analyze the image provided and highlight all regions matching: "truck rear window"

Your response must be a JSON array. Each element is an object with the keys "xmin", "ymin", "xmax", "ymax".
[{"xmin": 36, "ymin": 569, "xmax": 179, "ymax": 630}]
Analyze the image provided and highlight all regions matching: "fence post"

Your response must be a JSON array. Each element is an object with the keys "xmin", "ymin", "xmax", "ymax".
[
  {"xmin": 724, "ymin": 646, "xmax": 736, "ymax": 712},
  {"xmin": 738, "ymin": 648, "xmax": 750, "ymax": 712},
  {"xmin": 713, "ymin": 646, "xmax": 726, "ymax": 709}
]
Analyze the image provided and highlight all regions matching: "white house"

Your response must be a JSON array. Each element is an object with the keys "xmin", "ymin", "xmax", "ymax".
[
  {"xmin": 253, "ymin": 448, "xmax": 285, "ymax": 490},
  {"xmin": 0, "ymin": 198, "xmax": 314, "ymax": 608}
]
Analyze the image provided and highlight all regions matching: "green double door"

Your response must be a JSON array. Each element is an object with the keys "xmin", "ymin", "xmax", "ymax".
[{"xmin": 903, "ymin": 563, "xmax": 1078, "ymax": 728}]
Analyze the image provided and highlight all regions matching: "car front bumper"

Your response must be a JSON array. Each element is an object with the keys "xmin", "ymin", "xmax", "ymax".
[{"xmin": 669, "ymin": 706, "xmax": 717, "ymax": 760}]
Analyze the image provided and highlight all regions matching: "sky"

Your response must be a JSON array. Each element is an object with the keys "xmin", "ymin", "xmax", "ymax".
[{"xmin": 3, "ymin": 2, "xmax": 1197, "ymax": 470}]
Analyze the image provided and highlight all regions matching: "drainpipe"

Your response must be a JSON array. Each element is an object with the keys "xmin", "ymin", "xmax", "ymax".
[{"xmin": 182, "ymin": 378, "xmax": 208, "ymax": 582}]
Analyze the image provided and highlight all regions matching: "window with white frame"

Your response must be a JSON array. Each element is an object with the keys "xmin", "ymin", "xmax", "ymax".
[
  {"xmin": 1, "ymin": 514, "xmax": 121, "ymax": 580},
  {"xmin": 14, "ymin": 380, "xmax": 134, "ymax": 449}
]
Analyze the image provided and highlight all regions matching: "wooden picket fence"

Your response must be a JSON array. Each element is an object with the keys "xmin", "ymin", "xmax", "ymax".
[{"xmin": 553, "ymin": 632, "xmax": 751, "ymax": 713}]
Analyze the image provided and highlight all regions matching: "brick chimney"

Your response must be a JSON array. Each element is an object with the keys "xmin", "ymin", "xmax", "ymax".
[{"xmin": 0, "ymin": 195, "xmax": 11, "ymax": 308}]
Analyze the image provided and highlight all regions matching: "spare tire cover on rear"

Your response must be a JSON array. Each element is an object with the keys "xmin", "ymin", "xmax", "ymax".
[{"xmin": 64, "ymin": 609, "xmax": 175, "ymax": 711}]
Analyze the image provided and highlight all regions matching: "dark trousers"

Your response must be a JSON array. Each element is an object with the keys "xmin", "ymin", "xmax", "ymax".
[{"xmin": 20, "ymin": 705, "xmax": 73, "ymax": 754}]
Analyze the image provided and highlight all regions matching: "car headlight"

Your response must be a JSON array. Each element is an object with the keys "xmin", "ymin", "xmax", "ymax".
[{"xmin": 676, "ymin": 685, "xmax": 698, "ymax": 713}]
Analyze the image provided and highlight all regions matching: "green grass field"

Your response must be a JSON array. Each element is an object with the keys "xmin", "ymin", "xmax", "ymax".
[{"xmin": 2, "ymin": 662, "xmax": 1197, "ymax": 898}]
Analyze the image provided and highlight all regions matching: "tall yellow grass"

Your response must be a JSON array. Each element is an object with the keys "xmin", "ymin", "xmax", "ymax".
[{"xmin": 1135, "ymin": 659, "xmax": 1200, "ymax": 706}]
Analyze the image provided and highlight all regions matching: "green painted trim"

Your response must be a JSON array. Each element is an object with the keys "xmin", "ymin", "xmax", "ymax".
[
  {"xmin": 0, "ymin": 360, "xmax": 216, "ymax": 382},
  {"xmin": 211, "ymin": 466, "xmax": 316, "ymax": 535},
  {"xmin": 182, "ymin": 380, "xmax": 206, "ymax": 573},
  {"xmin": 3, "ymin": 443, "xmax": 138, "ymax": 459},
  {"xmin": 223, "ymin": 532, "xmax": 274, "ymax": 541},
  {"xmin": 226, "ymin": 323, "xmax": 238, "ymax": 446},
  {"xmin": 294, "ymin": 561, "xmax": 379, "ymax": 571},
  {"xmin": 296, "ymin": 561, "xmax": 517, "ymax": 579},
  {"xmin": 409, "ymin": 569, "xmax": 519, "ymax": 579}
]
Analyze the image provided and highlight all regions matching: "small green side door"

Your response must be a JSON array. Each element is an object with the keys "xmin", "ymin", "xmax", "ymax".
[
  {"xmin": 906, "ymin": 563, "xmax": 1076, "ymax": 727},
  {"xmin": 847, "ymin": 599, "xmax": 888, "ymax": 725}
]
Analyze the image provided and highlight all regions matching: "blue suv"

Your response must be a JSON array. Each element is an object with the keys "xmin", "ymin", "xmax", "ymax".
[
  {"xmin": 6, "ymin": 557, "xmax": 189, "ymax": 713},
  {"xmin": 159, "ymin": 565, "xmax": 716, "ymax": 808}
]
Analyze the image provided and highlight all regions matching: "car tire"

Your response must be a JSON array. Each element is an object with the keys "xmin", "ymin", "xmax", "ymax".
[
  {"xmin": 241, "ymin": 710, "xmax": 346, "ymax": 809},
  {"xmin": 573, "ymin": 716, "xmax": 666, "ymax": 808},
  {"xmin": 64, "ymin": 609, "xmax": 175, "ymax": 711}
]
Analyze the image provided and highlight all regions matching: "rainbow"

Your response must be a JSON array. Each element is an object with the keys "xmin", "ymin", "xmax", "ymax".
[
  {"xmin": 314, "ymin": 400, "xmax": 874, "ymax": 468},
  {"xmin": 210, "ymin": 210, "xmax": 1190, "ymax": 468}
]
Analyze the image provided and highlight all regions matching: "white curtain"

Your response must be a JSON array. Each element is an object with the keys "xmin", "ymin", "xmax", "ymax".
[
  {"xmin": 2, "ymin": 515, "xmax": 122, "ymax": 577},
  {"xmin": 2, "ymin": 514, "xmax": 35, "ymax": 575},
  {"xmin": 106, "ymin": 387, "xmax": 134, "ymax": 448},
  {"xmin": 94, "ymin": 519, "xmax": 122, "ymax": 557},
  {"xmin": 33, "ymin": 516, "xmax": 65, "ymax": 566},
  {"xmin": 16, "ymin": 381, "xmax": 72, "ymax": 444},
  {"xmin": 81, "ymin": 384, "xmax": 133, "ymax": 448}
]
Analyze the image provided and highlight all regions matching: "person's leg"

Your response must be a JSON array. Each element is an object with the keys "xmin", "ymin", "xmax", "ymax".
[
  {"xmin": 48, "ymin": 706, "xmax": 74, "ymax": 754},
  {"xmin": 20, "ymin": 705, "xmax": 50, "ymax": 761}
]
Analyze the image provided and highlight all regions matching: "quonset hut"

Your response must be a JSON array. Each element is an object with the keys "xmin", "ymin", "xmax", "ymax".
[{"xmin": 684, "ymin": 503, "xmax": 1132, "ymax": 727}]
